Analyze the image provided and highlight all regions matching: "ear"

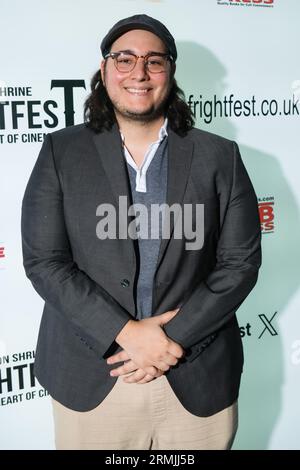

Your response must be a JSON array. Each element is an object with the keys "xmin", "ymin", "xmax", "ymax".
[{"xmin": 100, "ymin": 60, "xmax": 106, "ymax": 86}]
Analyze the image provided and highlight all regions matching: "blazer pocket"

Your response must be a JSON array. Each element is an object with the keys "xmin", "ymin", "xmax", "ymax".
[{"xmin": 185, "ymin": 332, "xmax": 219, "ymax": 362}]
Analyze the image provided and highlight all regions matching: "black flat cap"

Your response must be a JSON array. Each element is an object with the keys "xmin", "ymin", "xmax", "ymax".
[{"xmin": 100, "ymin": 14, "xmax": 177, "ymax": 61}]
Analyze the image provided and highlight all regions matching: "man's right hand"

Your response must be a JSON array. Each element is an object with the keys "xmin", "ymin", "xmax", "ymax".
[{"xmin": 114, "ymin": 308, "xmax": 184, "ymax": 376}]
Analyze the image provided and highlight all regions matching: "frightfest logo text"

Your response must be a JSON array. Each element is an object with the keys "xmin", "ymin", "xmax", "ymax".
[{"xmin": 0, "ymin": 80, "xmax": 86, "ymax": 144}]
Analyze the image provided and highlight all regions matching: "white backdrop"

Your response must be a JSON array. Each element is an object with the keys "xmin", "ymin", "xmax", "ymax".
[{"xmin": 1, "ymin": 0, "xmax": 300, "ymax": 450}]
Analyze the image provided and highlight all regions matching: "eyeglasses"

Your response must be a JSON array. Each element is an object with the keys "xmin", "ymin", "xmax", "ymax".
[{"xmin": 104, "ymin": 51, "xmax": 173, "ymax": 73}]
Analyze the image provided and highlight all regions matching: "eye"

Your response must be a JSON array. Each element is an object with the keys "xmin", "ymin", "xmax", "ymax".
[
  {"xmin": 116, "ymin": 55, "xmax": 134, "ymax": 65},
  {"xmin": 147, "ymin": 57, "xmax": 164, "ymax": 66}
]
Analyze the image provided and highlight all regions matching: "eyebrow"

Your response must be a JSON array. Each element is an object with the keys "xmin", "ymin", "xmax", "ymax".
[{"xmin": 111, "ymin": 49, "xmax": 167, "ymax": 55}]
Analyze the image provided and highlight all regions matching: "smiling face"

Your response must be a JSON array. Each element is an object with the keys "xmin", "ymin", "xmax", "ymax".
[{"xmin": 101, "ymin": 29, "xmax": 174, "ymax": 124}]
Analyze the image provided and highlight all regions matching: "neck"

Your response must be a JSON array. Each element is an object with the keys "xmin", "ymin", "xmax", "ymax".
[{"xmin": 115, "ymin": 114, "xmax": 165, "ymax": 144}]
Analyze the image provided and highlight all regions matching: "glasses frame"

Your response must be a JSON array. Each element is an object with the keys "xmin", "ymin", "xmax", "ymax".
[{"xmin": 104, "ymin": 51, "xmax": 174, "ymax": 74}]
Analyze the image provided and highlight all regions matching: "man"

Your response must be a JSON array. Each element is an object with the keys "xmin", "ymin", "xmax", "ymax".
[{"xmin": 21, "ymin": 14, "xmax": 261, "ymax": 450}]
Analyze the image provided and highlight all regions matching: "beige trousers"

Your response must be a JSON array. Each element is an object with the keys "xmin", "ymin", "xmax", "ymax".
[{"xmin": 52, "ymin": 374, "xmax": 238, "ymax": 450}]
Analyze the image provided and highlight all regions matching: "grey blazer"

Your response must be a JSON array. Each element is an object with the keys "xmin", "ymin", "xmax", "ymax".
[{"xmin": 21, "ymin": 122, "xmax": 261, "ymax": 416}]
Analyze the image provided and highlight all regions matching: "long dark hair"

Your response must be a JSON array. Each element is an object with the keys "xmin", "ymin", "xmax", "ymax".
[{"xmin": 84, "ymin": 69, "xmax": 194, "ymax": 136}]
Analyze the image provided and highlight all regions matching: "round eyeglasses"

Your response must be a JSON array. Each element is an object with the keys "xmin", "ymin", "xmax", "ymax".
[{"xmin": 104, "ymin": 51, "xmax": 173, "ymax": 74}]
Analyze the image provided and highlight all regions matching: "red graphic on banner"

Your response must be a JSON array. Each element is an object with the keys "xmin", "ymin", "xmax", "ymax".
[
  {"xmin": 0, "ymin": 246, "xmax": 5, "ymax": 258},
  {"xmin": 259, "ymin": 201, "xmax": 274, "ymax": 233}
]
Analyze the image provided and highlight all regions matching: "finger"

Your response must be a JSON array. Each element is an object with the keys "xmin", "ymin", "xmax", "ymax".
[
  {"xmin": 168, "ymin": 342, "xmax": 185, "ymax": 359},
  {"xmin": 106, "ymin": 350, "xmax": 130, "ymax": 365},
  {"xmin": 155, "ymin": 370, "xmax": 165, "ymax": 378},
  {"xmin": 123, "ymin": 369, "xmax": 147, "ymax": 383},
  {"xmin": 110, "ymin": 360, "xmax": 137, "ymax": 377},
  {"xmin": 144, "ymin": 365, "xmax": 158, "ymax": 376},
  {"xmin": 137, "ymin": 368, "xmax": 165, "ymax": 383},
  {"xmin": 155, "ymin": 361, "xmax": 170, "ymax": 372},
  {"xmin": 154, "ymin": 347, "xmax": 183, "ymax": 367},
  {"xmin": 136, "ymin": 374, "xmax": 156, "ymax": 384},
  {"xmin": 157, "ymin": 308, "xmax": 180, "ymax": 325},
  {"xmin": 160, "ymin": 352, "xmax": 179, "ymax": 367},
  {"xmin": 125, "ymin": 368, "xmax": 165, "ymax": 384}
]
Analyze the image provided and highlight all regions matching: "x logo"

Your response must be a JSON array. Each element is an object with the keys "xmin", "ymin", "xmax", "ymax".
[{"xmin": 258, "ymin": 312, "xmax": 278, "ymax": 339}]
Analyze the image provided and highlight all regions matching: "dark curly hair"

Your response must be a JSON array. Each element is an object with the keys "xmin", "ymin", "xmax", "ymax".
[{"xmin": 84, "ymin": 68, "xmax": 194, "ymax": 136}]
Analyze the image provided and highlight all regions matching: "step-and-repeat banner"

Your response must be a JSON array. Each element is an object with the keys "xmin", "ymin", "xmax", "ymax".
[{"xmin": 1, "ymin": 0, "xmax": 299, "ymax": 449}]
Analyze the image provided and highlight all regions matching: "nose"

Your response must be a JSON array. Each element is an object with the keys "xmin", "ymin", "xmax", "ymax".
[{"xmin": 130, "ymin": 57, "xmax": 149, "ymax": 80}]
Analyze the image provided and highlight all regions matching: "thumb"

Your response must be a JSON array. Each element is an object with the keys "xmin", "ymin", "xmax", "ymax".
[{"xmin": 157, "ymin": 308, "xmax": 180, "ymax": 326}]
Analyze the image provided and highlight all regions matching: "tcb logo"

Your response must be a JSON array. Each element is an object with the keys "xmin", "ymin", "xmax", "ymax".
[{"xmin": 259, "ymin": 202, "xmax": 274, "ymax": 233}]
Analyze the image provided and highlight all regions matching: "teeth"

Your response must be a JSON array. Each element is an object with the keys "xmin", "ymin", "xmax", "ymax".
[{"xmin": 126, "ymin": 88, "xmax": 149, "ymax": 94}]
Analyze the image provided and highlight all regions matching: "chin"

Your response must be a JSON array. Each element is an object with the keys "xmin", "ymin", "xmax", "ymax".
[{"xmin": 123, "ymin": 107, "xmax": 157, "ymax": 120}]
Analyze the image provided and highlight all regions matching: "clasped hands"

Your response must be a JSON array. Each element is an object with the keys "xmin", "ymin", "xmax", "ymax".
[{"xmin": 106, "ymin": 308, "xmax": 185, "ymax": 384}]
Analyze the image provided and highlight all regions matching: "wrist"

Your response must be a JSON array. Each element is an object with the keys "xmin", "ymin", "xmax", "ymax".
[{"xmin": 115, "ymin": 319, "xmax": 137, "ymax": 346}]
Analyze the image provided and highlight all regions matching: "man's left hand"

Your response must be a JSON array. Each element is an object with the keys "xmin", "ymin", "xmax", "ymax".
[{"xmin": 106, "ymin": 350, "xmax": 164, "ymax": 384}]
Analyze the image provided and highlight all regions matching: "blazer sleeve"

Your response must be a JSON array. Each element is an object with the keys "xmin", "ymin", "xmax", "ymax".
[
  {"xmin": 163, "ymin": 141, "xmax": 262, "ymax": 359},
  {"xmin": 21, "ymin": 134, "xmax": 132, "ymax": 358}
]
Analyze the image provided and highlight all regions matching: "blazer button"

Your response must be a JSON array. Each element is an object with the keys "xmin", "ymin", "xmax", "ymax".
[{"xmin": 120, "ymin": 279, "xmax": 130, "ymax": 288}]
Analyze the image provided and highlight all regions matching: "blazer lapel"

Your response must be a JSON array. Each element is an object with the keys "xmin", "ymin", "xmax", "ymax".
[
  {"xmin": 92, "ymin": 124, "xmax": 136, "ymax": 282},
  {"xmin": 92, "ymin": 123, "xmax": 133, "ymax": 206}
]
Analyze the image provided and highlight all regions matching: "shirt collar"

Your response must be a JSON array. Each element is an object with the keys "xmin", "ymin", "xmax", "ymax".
[
  {"xmin": 120, "ymin": 117, "xmax": 168, "ymax": 145},
  {"xmin": 158, "ymin": 117, "xmax": 168, "ymax": 140}
]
